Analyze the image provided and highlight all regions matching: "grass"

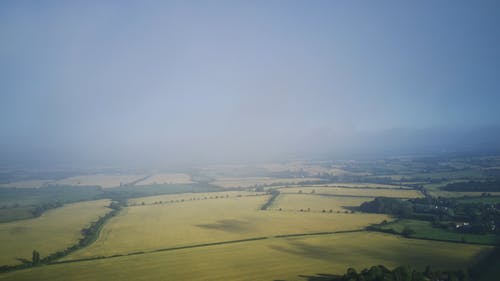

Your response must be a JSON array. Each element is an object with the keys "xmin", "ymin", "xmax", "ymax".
[
  {"xmin": 0, "ymin": 206, "xmax": 34, "ymax": 223},
  {"xmin": 0, "ymin": 180, "xmax": 50, "ymax": 189},
  {"xmin": 0, "ymin": 232, "xmax": 490, "ymax": 281},
  {"xmin": 428, "ymin": 191, "xmax": 500, "ymax": 198},
  {"xmin": 271, "ymin": 194, "xmax": 373, "ymax": 213},
  {"xmin": 211, "ymin": 177, "xmax": 323, "ymax": 188},
  {"xmin": 279, "ymin": 186, "xmax": 423, "ymax": 198},
  {"xmin": 0, "ymin": 200, "xmax": 111, "ymax": 266},
  {"xmin": 127, "ymin": 191, "xmax": 264, "ymax": 205},
  {"xmin": 377, "ymin": 219, "xmax": 499, "ymax": 245},
  {"xmin": 456, "ymin": 196, "xmax": 500, "ymax": 204},
  {"xmin": 63, "ymin": 195, "xmax": 390, "ymax": 260},
  {"xmin": 53, "ymin": 174, "xmax": 146, "ymax": 188},
  {"xmin": 134, "ymin": 173, "xmax": 192, "ymax": 185}
]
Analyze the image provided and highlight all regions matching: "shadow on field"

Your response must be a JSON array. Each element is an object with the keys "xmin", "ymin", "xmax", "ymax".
[
  {"xmin": 196, "ymin": 219, "xmax": 251, "ymax": 233},
  {"xmin": 268, "ymin": 240, "xmax": 334, "ymax": 260}
]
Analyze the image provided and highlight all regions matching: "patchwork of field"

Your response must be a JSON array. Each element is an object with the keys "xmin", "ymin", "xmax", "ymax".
[
  {"xmin": 0, "ymin": 232, "xmax": 490, "ymax": 281},
  {"xmin": 64, "ymin": 195, "xmax": 390, "ymax": 260},
  {"xmin": 128, "ymin": 191, "xmax": 264, "ymax": 205},
  {"xmin": 53, "ymin": 174, "xmax": 145, "ymax": 188},
  {"xmin": 279, "ymin": 186, "xmax": 423, "ymax": 198},
  {"xmin": 211, "ymin": 177, "xmax": 323, "ymax": 188},
  {"xmin": 0, "ymin": 200, "xmax": 110, "ymax": 266},
  {"xmin": 271, "ymin": 194, "xmax": 373, "ymax": 213},
  {"xmin": 0, "ymin": 180, "xmax": 51, "ymax": 189},
  {"xmin": 134, "ymin": 173, "xmax": 192, "ymax": 185}
]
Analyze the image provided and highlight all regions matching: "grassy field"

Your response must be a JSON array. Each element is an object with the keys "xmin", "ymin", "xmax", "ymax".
[
  {"xmin": 0, "ymin": 180, "xmax": 51, "ymax": 189},
  {"xmin": 128, "ymin": 191, "xmax": 264, "ymax": 205},
  {"xmin": 0, "ymin": 200, "xmax": 111, "ymax": 266},
  {"xmin": 53, "ymin": 174, "xmax": 145, "ymax": 188},
  {"xmin": 428, "ymin": 191, "xmax": 500, "ymax": 198},
  {"xmin": 324, "ymin": 183, "xmax": 406, "ymax": 189},
  {"xmin": 279, "ymin": 186, "xmax": 423, "ymax": 198},
  {"xmin": 0, "ymin": 232, "xmax": 490, "ymax": 281},
  {"xmin": 64, "ymin": 195, "xmax": 389, "ymax": 260},
  {"xmin": 211, "ymin": 177, "xmax": 323, "ymax": 188},
  {"xmin": 0, "ymin": 206, "xmax": 35, "ymax": 223},
  {"xmin": 377, "ymin": 219, "xmax": 499, "ymax": 245},
  {"xmin": 134, "ymin": 173, "xmax": 192, "ymax": 185},
  {"xmin": 456, "ymin": 196, "xmax": 500, "ymax": 204},
  {"xmin": 271, "ymin": 194, "xmax": 373, "ymax": 213}
]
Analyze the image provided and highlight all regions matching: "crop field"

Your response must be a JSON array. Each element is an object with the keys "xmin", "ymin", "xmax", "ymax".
[
  {"xmin": 211, "ymin": 177, "xmax": 323, "ymax": 188},
  {"xmin": 134, "ymin": 173, "xmax": 192, "ymax": 185},
  {"xmin": 53, "ymin": 174, "xmax": 145, "ymax": 188},
  {"xmin": 279, "ymin": 186, "xmax": 423, "ymax": 198},
  {"xmin": 64, "ymin": 195, "xmax": 390, "ymax": 260},
  {"xmin": 127, "ymin": 191, "xmax": 265, "ymax": 205},
  {"xmin": 0, "ymin": 232, "xmax": 490, "ymax": 281},
  {"xmin": 0, "ymin": 179, "xmax": 51, "ymax": 189},
  {"xmin": 0, "ymin": 199, "xmax": 110, "ymax": 266},
  {"xmin": 270, "ymin": 194, "xmax": 373, "ymax": 213}
]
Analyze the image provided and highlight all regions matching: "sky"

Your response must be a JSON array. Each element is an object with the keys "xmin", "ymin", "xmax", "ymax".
[{"xmin": 1, "ymin": 1, "xmax": 499, "ymax": 167}]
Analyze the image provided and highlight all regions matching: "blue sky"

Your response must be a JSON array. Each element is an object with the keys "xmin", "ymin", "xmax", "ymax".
[{"xmin": 1, "ymin": 1, "xmax": 499, "ymax": 165}]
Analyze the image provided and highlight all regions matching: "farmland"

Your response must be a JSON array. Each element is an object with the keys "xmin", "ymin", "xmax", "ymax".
[
  {"xmin": 0, "ymin": 200, "xmax": 110, "ymax": 266},
  {"xmin": 1, "ymin": 155, "xmax": 499, "ymax": 280},
  {"xmin": 270, "ymin": 194, "xmax": 373, "ymax": 213},
  {"xmin": 279, "ymin": 186, "xmax": 424, "ymax": 198},
  {"xmin": 375, "ymin": 219, "xmax": 499, "ymax": 245},
  {"xmin": 0, "ymin": 232, "xmax": 490, "ymax": 281},
  {"xmin": 52, "ymin": 174, "xmax": 146, "ymax": 188},
  {"xmin": 64, "ymin": 194, "xmax": 389, "ymax": 260},
  {"xmin": 211, "ymin": 177, "xmax": 323, "ymax": 188},
  {"xmin": 134, "ymin": 173, "xmax": 192, "ymax": 185},
  {"xmin": 0, "ymin": 180, "xmax": 51, "ymax": 189}
]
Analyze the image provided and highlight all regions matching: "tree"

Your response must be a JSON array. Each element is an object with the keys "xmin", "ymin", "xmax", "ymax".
[
  {"xmin": 32, "ymin": 250, "xmax": 40, "ymax": 265},
  {"xmin": 401, "ymin": 226, "xmax": 416, "ymax": 237}
]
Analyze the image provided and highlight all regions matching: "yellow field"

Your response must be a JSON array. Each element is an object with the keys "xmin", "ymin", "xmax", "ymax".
[
  {"xmin": 271, "ymin": 194, "xmax": 373, "ymax": 212},
  {"xmin": 53, "ymin": 174, "xmax": 145, "ymax": 188},
  {"xmin": 212, "ymin": 177, "xmax": 323, "ymax": 188},
  {"xmin": 64, "ymin": 196, "xmax": 389, "ymax": 260},
  {"xmin": 280, "ymin": 186, "xmax": 423, "ymax": 198},
  {"xmin": 0, "ymin": 232, "xmax": 489, "ymax": 281},
  {"xmin": 0, "ymin": 200, "xmax": 110, "ymax": 266},
  {"xmin": 128, "ymin": 191, "xmax": 264, "ymax": 205},
  {"xmin": 134, "ymin": 173, "xmax": 192, "ymax": 185},
  {"xmin": 0, "ymin": 179, "xmax": 51, "ymax": 189}
]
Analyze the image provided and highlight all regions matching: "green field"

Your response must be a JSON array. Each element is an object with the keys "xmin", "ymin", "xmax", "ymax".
[
  {"xmin": 0, "ymin": 232, "xmax": 490, "ymax": 281},
  {"xmin": 377, "ymin": 219, "xmax": 499, "ymax": 245},
  {"xmin": 456, "ymin": 196, "xmax": 500, "ymax": 204},
  {"xmin": 64, "ymin": 195, "xmax": 390, "ymax": 260},
  {"xmin": 271, "ymin": 194, "xmax": 373, "ymax": 213},
  {"xmin": 0, "ymin": 200, "xmax": 111, "ymax": 266},
  {"xmin": 127, "ymin": 191, "xmax": 264, "ymax": 205},
  {"xmin": 279, "ymin": 186, "xmax": 423, "ymax": 198}
]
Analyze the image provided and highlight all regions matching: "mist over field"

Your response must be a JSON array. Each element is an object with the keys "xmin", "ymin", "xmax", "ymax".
[{"xmin": 1, "ymin": 1, "xmax": 500, "ymax": 167}]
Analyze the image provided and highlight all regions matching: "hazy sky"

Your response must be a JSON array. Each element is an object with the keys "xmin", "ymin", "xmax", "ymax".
[{"xmin": 1, "ymin": 1, "xmax": 499, "ymax": 166}]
